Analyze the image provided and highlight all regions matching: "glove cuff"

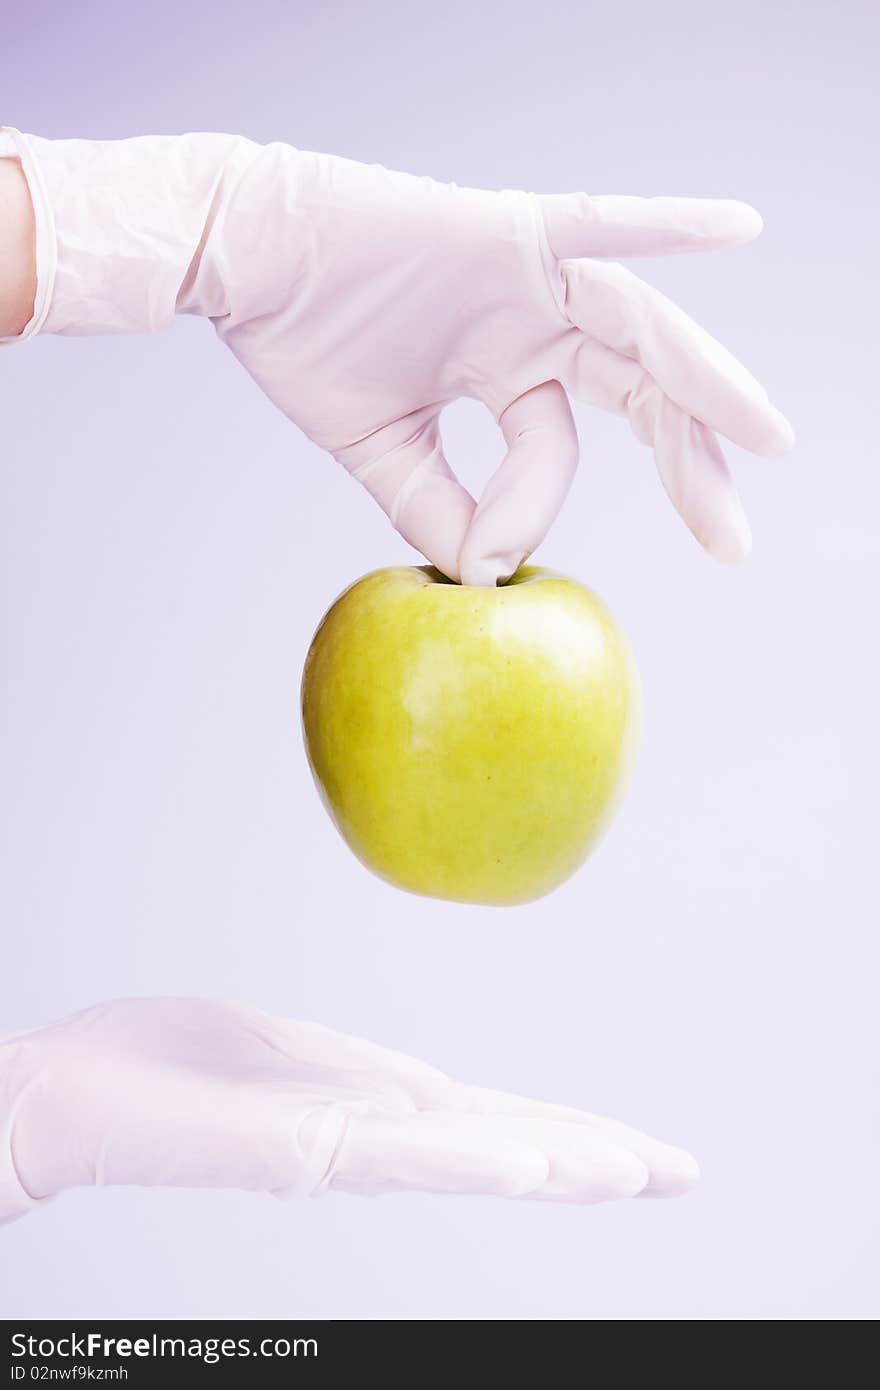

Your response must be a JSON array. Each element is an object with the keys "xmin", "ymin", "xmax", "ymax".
[
  {"xmin": 0, "ymin": 128, "xmax": 263, "ymax": 339},
  {"xmin": 0, "ymin": 1047, "xmax": 46, "ymax": 1227}
]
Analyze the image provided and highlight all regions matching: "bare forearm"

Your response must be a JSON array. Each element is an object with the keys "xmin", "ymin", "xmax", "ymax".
[{"xmin": 0, "ymin": 158, "xmax": 36, "ymax": 337}]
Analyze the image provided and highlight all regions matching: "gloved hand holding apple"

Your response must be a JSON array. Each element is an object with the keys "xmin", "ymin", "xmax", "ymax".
[
  {"xmin": 2, "ymin": 126, "xmax": 791, "ymax": 582},
  {"xmin": 0, "ymin": 125, "xmax": 791, "ymax": 905}
]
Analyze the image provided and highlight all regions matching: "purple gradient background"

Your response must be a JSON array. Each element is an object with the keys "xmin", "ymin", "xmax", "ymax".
[{"xmin": 2, "ymin": 0, "xmax": 878, "ymax": 1321}]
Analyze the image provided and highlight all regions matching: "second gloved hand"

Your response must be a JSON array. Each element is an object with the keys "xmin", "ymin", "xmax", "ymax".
[
  {"xmin": 2, "ymin": 128, "xmax": 792, "ymax": 582},
  {"xmin": 0, "ymin": 997, "xmax": 697, "ymax": 1226}
]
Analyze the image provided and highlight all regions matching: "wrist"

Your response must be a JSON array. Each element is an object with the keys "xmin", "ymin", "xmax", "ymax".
[{"xmin": 0, "ymin": 151, "xmax": 37, "ymax": 339}]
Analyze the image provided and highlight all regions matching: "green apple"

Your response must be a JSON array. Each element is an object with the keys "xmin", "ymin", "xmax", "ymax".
[{"xmin": 301, "ymin": 566, "xmax": 640, "ymax": 906}]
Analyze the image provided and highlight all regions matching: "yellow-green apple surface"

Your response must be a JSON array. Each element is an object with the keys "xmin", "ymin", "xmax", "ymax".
[{"xmin": 301, "ymin": 566, "xmax": 640, "ymax": 906}]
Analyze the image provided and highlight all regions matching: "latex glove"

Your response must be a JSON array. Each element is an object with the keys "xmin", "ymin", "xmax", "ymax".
[
  {"xmin": 0, "ymin": 127, "xmax": 791, "ymax": 584},
  {"xmin": 0, "ymin": 996, "xmax": 698, "ymax": 1225}
]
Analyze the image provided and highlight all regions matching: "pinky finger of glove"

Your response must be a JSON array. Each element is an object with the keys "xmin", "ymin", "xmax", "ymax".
[
  {"xmin": 562, "ymin": 335, "xmax": 753, "ymax": 562},
  {"xmin": 457, "ymin": 380, "xmax": 578, "ymax": 588},
  {"xmin": 561, "ymin": 259, "xmax": 794, "ymax": 458},
  {"xmin": 629, "ymin": 379, "xmax": 753, "ymax": 562}
]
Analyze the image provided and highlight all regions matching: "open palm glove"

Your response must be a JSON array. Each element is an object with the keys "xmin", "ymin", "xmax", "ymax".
[{"xmin": 0, "ymin": 997, "xmax": 698, "ymax": 1226}]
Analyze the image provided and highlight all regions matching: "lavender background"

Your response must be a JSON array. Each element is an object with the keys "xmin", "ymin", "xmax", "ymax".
[{"xmin": 2, "ymin": 0, "xmax": 877, "ymax": 1321}]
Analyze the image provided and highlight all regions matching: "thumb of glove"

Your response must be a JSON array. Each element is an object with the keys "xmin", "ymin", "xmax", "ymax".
[{"xmin": 458, "ymin": 381, "xmax": 578, "ymax": 587}]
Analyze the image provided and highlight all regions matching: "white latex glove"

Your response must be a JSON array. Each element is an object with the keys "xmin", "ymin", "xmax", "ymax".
[
  {"xmin": 1, "ymin": 127, "xmax": 792, "ymax": 584},
  {"xmin": 0, "ymin": 997, "xmax": 698, "ymax": 1226}
]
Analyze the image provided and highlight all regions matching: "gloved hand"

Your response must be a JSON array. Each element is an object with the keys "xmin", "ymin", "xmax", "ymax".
[
  {"xmin": 0, "ymin": 127, "xmax": 792, "ymax": 584},
  {"xmin": 0, "ymin": 997, "xmax": 697, "ymax": 1225}
]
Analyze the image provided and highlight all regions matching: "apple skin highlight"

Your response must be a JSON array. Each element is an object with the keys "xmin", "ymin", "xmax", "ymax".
[{"xmin": 301, "ymin": 566, "xmax": 641, "ymax": 906}]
